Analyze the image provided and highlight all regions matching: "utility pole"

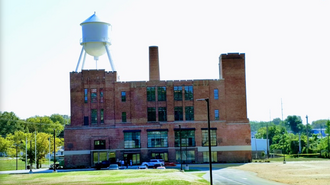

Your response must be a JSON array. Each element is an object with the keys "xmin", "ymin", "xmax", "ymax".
[{"xmin": 306, "ymin": 115, "xmax": 309, "ymax": 154}]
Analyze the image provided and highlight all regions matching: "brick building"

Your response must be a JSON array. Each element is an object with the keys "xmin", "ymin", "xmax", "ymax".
[{"xmin": 64, "ymin": 46, "xmax": 251, "ymax": 168}]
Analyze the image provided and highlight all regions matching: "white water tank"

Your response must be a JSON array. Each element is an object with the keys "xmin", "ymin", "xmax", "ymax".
[{"xmin": 80, "ymin": 13, "xmax": 111, "ymax": 57}]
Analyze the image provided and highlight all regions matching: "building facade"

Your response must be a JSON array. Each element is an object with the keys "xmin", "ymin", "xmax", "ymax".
[{"xmin": 64, "ymin": 46, "xmax": 251, "ymax": 168}]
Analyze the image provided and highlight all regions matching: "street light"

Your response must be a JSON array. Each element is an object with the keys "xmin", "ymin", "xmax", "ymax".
[{"xmin": 196, "ymin": 98, "xmax": 213, "ymax": 185}]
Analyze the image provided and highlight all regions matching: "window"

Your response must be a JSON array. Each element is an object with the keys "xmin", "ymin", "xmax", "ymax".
[
  {"xmin": 174, "ymin": 107, "xmax": 183, "ymax": 121},
  {"xmin": 122, "ymin": 112, "xmax": 127, "ymax": 122},
  {"xmin": 147, "ymin": 87, "xmax": 156, "ymax": 101},
  {"xmin": 124, "ymin": 153, "xmax": 140, "ymax": 165},
  {"xmin": 202, "ymin": 129, "xmax": 217, "ymax": 146},
  {"xmin": 152, "ymin": 152, "xmax": 168, "ymax": 161},
  {"xmin": 91, "ymin": 109, "xmax": 97, "ymax": 124},
  {"xmin": 158, "ymin": 107, "xmax": 167, "ymax": 121},
  {"xmin": 121, "ymin": 91, "xmax": 126, "ymax": 102},
  {"xmin": 176, "ymin": 150, "xmax": 195, "ymax": 164},
  {"xmin": 91, "ymin": 89, "xmax": 97, "ymax": 103},
  {"xmin": 84, "ymin": 116, "xmax": 89, "ymax": 126},
  {"xmin": 184, "ymin": 86, "xmax": 193, "ymax": 100},
  {"xmin": 147, "ymin": 131, "xmax": 168, "ymax": 148},
  {"xmin": 185, "ymin": 106, "xmax": 194, "ymax": 121},
  {"xmin": 215, "ymin": 109, "xmax": 219, "ymax": 120},
  {"xmin": 84, "ymin": 89, "xmax": 88, "ymax": 103},
  {"xmin": 157, "ymin": 87, "xmax": 166, "ymax": 101},
  {"xmin": 175, "ymin": 130, "xmax": 195, "ymax": 147},
  {"xmin": 100, "ymin": 109, "xmax": 104, "ymax": 124},
  {"xmin": 100, "ymin": 88, "xmax": 104, "ymax": 103},
  {"xmin": 94, "ymin": 140, "xmax": 105, "ymax": 150},
  {"xmin": 147, "ymin": 107, "xmax": 156, "ymax": 121},
  {"xmin": 214, "ymin": 89, "xmax": 219, "ymax": 100},
  {"xmin": 124, "ymin": 131, "xmax": 141, "ymax": 148},
  {"xmin": 174, "ymin": 86, "xmax": 182, "ymax": 101},
  {"xmin": 203, "ymin": 151, "xmax": 217, "ymax": 162}
]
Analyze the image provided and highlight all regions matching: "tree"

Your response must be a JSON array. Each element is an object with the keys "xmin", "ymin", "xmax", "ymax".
[
  {"xmin": 0, "ymin": 112, "xmax": 24, "ymax": 137},
  {"xmin": 311, "ymin": 119, "xmax": 328, "ymax": 129},
  {"xmin": 273, "ymin": 118, "xmax": 282, "ymax": 125},
  {"xmin": 0, "ymin": 136, "xmax": 11, "ymax": 154},
  {"xmin": 25, "ymin": 116, "xmax": 64, "ymax": 136},
  {"xmin": 285, "ymin": 115, "xmax": 304, "ymax": 134}
]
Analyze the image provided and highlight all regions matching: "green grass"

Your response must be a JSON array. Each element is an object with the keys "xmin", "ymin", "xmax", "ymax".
[
  {"xmin": 0, "ymin": 169, "xmax": 208, "ymax": 185},
  {"xmin": 254, "ymin": 156, "xmax": 330, "ymax": 162},
  {"xmin": 0, "ymin": 157, "xmax": 49, "ymax": 171}
]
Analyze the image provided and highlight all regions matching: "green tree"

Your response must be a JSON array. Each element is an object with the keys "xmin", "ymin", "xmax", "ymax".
[
  {"xmin": 0, "ymin": 136, "xmax": 11, "ymax": 154},
  {"xmin": 25, "ymin": 116, "xmax": 64, "ymax": 136},
  {"xmin": 0, "ymin": 112, "xmax": 24, "ymax": 137},
  {"xmin": 311, "ymin": 119, "xmax": 328, "ymax": 129},
  {"xmin": 285, "ymin": 115, "xmax": 304, "ymax": 134}
]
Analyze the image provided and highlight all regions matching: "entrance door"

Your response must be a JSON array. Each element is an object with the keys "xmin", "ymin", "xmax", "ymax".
[{"xmin": 124, "ymin": 153, "xmax": 140, "ymax": 165}]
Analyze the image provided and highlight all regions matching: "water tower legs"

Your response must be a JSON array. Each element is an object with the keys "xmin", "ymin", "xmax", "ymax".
[
  {"xmin": 81, "ymin": 51, "xmax": 87, "ymax": 71},
  {"xmin": 105, "ymin": 45, "xmax": 116, "ymax": 72},
  {"xmin": 75, "ymin": 47, "xmax": 85, "ymax": 72}
]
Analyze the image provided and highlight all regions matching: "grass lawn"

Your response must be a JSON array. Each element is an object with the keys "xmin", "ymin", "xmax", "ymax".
[
  {"xmin": 254, "ymin": 155, "xmax": 330, "ymax": 162},
  {"xmin": 0, "ymin": 157, "xmax": 49, "ymax": 171},
  {"xmin": 0, "ymin": 169, "xmax": 208, "ymax": 185}
]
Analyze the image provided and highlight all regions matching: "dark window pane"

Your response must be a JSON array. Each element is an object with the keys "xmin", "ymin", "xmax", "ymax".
[
  {"xmin": 121, "ymin": 91, "xmax": 126, "ymax": 102},
  {"xmin": 157, "ymin": 87, "xmax": 166, "ymax": 101},
  {"xmin": 91, "ymin": 89, "xmax": 97, "ymax": 103},
  {"xmin": 100, "ymin": 109, "xmax": 104, "ymax": 123},
  {"xmin": 147, "ymin": 87, "xmax": 156, "ymax": 101},
  {"xmin": 215, "ymin": 109, "xmax": 219, "ymax": 120},
  {"xmin": 122, "ymin": 112, "xmax": 127, "ymax": 122},
  {"xmin": 84, "ymin": 89, "xmax": 88, "ymax": 103},
  {"xmin": 158, "ymin": 107, "xmax": 167, "ymax": 121},
  {"xmin": 84, "ymin": 116, "xmax": 89, "ymax": 126},
  {"xmin": 185, "ymin": 106, "xmax": 194, "ymax": 121},
  {"xmin": 184, "ymin": 86, "xmax": 193, "ymax": 101},
  {"xmin": 94, "ymin": 140, "xmax": 105, "ymax": 149},
  {"xmin": 175, "ymin": 130, "xmax": 195, "ymax": 147},
  {"xmin": 174, "ymin": 86, "xmax": 182, "ymax": 101},
  {"xmin": 174, "ymin": 107, "xmax": 183, "ymax": 121},
  {"xmin": 147, "ymin": 107, "xmax": 156, "ymax": 121},
  {"xmin": 147, "ymin": 131, "xmax": 168, "ymax": 148},
  {"xmin": 100, "ymin": 88, "xmax": 104, "ymax": 103},
  {"xmin": 91, "ymin": 109, "xmax": 97, "ymax": 124},
  {"xmin": 124, "ymin": 132, "xmax": 141, "ymax": 148}
]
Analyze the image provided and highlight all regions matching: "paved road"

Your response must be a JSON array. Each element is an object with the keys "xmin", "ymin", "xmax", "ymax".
[{"xmin": 202, "ymin": 168, "xmax": 286, "ymax": 185}]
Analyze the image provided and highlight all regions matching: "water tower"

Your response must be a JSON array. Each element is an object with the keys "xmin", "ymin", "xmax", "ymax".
[{"xmin": 75, "ymin": 12, "xmax": 115, "ymax": 72}]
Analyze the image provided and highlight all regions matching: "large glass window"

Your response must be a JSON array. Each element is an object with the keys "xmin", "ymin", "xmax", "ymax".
[
  {"xmin": 100, "ymin": 109, "xmax": 104, "ymax": 124},
  {"xmin": 202, "ymin": 129, "xmax": 217, "ymax": 146},
  {"xmin": 184, "ymin": 86, "xmax": 193, "ymax": 101},
  {"xmin": 84, "ymin": 89, "xmax": 88, "ymax": 103},
  {"xmin": 91, "ymin": 109, "xmax": 97, "ymax": 124},
  {"xmin": 174, "ymin": 86, "xmax": 182, "ymax": 101},
  {"xmin": 174, "ymin": 107, "xmax": 183, "ymax": 121},
  {"xmin": 100, "ymin": 88, "xmax": 104, "ymax": 103},
  {"xmin": 215, "ymin": 109, "xmax": 219, "ymax": 120},
  {"xmin": 122, "ymin": 112, "xmax": 127, "ymax": 122},
  {"xmin": 203, "ymin": 151, "xmax": 217, "ymax": 162},
  {"xmin": 147, "ymin": 131, "xmax": 168, "ymax": 148},
  {"xmin": 185, "ymin": 106, "xmax": 194, "ymax": 121},
  {"xmin": 157, "ymin": 87, "xmax": 166, "ymax": 101},
  {"xmin": 124, "ymin": 131, "xmax": 141, "ymax": 148},
  {"xmin": 175, "ymin": 130, "xmax": 195, "ymax": 147},
  {"xmin": 121, "ymin": 91, "xmax": 126, "ymax": 102},
  {"xmin": 124, "ymin": 153, "xmax": 140, "ymax": 165},
  {"xmin": 176, "ymin": 150, "xmax": 195, "ymax": 164},
  {"xmin": 152, "ymin": 152, "xmax": 168, "ymax": 161},
  {"xmin": 147, "ymin": 87, "xmax": 156, "ymax": 101},
  {"xmin": 91, "ymin": 89, "xmax": 97, "ymax": 103},
  {"xmin": 147, "ymin": 107, "xmax": 156, "ymax": 121},
  {"xmin": 214, "ymin": 89, "xmax": 219, "ymax": 100},
  {"xmin": 158, "ymin": 107, "xmax": 167, "ymax": 121},
  {"xmin": 94, "ymin": 140, "xmax": 105, "ymax": 149}
]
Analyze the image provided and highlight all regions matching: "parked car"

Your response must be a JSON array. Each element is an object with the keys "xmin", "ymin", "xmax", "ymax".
[
  {"xmin": 164, "ymin": 162, "xmax": 176, "ymax": 166},
  {"xmin": 95, "ymin": 160, "xmax": 111, "ymax": 170},
  {"xmin": 141, "ymin": 159, "xmax": 164, "ymax": 167},
  {"xmin": 108, "ymin": 164, "xmax": 119, "ymax": 170},
  {"xmin": 138, "ymin": 165, "xmax": 148, "ymax": 169},
  {"xmin": 157, "ymin": 166, "xmax": 166, "ymax": 169}
]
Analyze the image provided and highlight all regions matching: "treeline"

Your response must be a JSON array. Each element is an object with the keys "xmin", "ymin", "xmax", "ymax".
[
  {"xmin": 251, "ymin": 115, "xmax": 330, "ymax": 158},
  {"xmin": 0, "ymin": 111, "xmax": 69, "ymax": 168}
]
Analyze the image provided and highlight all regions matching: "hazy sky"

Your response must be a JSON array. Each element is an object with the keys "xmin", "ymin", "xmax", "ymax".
[{"xmin": 1, "ymin": 0, "xmax": 329, "ymax": 123}]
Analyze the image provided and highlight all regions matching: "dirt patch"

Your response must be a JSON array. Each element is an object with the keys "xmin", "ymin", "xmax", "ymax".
[{"xmin": 230, "ymin": 161, "xmax": 330, "ymax": 185}]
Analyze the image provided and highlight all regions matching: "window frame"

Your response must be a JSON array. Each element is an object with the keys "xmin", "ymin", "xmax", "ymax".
[
  {"xmin": 202, "ymin": 129, "xmax": 217, "ymax": 146},
  {"xmin": 184, "ymin": 86, "xmax": 193, "ymax": 101},
  {"xmin": 147, "ymin": 107, "xmax": 156, "ymax": 122},
  {"xmin": 158, "ymin": 107, "xmax": 167, "ymax": 122},
  {"xmin": 174, "ymin": 86, "xmax": 183, "ymax": 101},
  {"xmin": 157, "ymin": 87, "xmax": 166, "ymax": 101},
  {"xmin": 147, "ymin": 87, "xmax": 156, "ymax": 101},
  {"xmin": 121, "ymin": 91, "xmax": 126, "ymax": 102},
  {"xmin": 124, "ymin": 131, "xmax": 141, "ymax": 149},
  {"xmin": 174, "ymin": 107, "xmax": 183, "ymax": 121},
  {"xmin": 214, "ymin": 89, "xmax": 219, "ymax": 100},
  {"xmin": 185, "ymin": 106, "xmax": 194, "ymax": 121}
]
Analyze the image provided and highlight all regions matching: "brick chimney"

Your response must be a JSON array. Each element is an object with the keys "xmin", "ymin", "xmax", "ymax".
[{"xmin": 149, "ymin": 46, "xmax": 160, "ymax": 81}]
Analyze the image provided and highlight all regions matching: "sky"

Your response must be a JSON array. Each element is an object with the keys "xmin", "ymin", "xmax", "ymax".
[{"xmin": 1, "ymin": 0, "xmax": 329, "ymax": 123}]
